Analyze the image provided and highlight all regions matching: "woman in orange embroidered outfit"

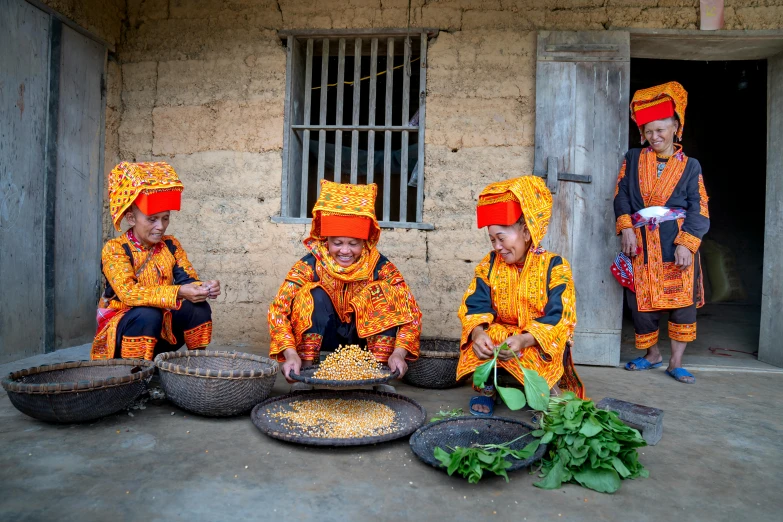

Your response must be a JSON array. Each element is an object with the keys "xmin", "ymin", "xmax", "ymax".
[
  {"xmin": 91, "ymin": 162, "xmax": 221, "ymax": 361},
  {"xmin": 614, "ymin": 82, "xmax": 710, "ymax": 384},
  {"xmin": 268, "ymin": 180, "xmax": 421, "ymax": 383},
  {"xmin": 457, "ymin": 176, "xmax": 585, "ymax": 415}
]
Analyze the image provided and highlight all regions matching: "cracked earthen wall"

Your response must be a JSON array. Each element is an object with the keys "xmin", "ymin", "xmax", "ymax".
[{"xmin": 45, "ymin": 0, "xmax": 783, "ymax": 348}]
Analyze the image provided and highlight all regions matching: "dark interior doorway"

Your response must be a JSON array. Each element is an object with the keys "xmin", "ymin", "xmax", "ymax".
[{"xmin": 621, "ymin": 58, "xmax": 768, "ymax": 366}]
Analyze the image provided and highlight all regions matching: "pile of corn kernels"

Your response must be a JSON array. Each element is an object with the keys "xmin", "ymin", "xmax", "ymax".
[
  {"xmin": 312, "ymin": 344, "xmax": 387, "ymax": 380},
  {"xmin": 270, "ymin": 399, "xmax": 398, "ymax": 438}
]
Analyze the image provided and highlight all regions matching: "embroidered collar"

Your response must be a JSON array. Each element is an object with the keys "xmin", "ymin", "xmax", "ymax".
[{"xmin": 126, "ymin": 229, "xmax": 165, "ymax": 254}]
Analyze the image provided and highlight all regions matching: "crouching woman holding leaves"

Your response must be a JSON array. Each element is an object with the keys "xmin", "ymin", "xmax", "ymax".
[{"xmin": 456, "ymin": 176, "xmax": 586, "ymax": 416}]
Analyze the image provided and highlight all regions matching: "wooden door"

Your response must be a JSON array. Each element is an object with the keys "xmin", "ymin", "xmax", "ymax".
[
  {"xmin": 759, "ymin": 52, "xmax": 783, "ymax": 368},
  {"xmin": 0, "ymin": 0, "xmax": 51, "ymax": 364},
  {"xmin": 53, "ymin": 26, "xmax": 106, "ymax": 348},
  {"xmin": 533, "ymin": 31, "xmax": 630, "ymax": 366}
]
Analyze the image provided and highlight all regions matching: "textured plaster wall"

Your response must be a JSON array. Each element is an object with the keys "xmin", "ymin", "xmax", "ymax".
[{"xmin": 93, "ymin": 0, "xmax": 783, "ymax": 348}]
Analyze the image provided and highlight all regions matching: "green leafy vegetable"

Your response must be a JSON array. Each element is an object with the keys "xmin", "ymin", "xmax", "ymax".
[
  {"xmin": 430, "ymin": 408, "xmax": 464, "ymax": 422},
  {"xmin": 525, "ymin": 391, "xmax": 649, "ymax": 494},
  {"xmin": 433, "ymin": 435, "xmax": 541, "ymax": 484},
  {"xmin": 496, "ymin": 385, "xmax": 526, "ymax": 410},
  {"xmin": 520, "ymin": 366, "xmax": 550, "ymax": 412},
  {"xmin": 471, "ymin": 343, "xmax": 554, "ymax": 413}
]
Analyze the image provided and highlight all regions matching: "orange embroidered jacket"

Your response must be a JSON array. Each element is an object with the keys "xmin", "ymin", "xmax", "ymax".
[
  {"xmin": 614, "ymin": 146, "xmax": 710, "ymax": 311},
  {"xmin": 90, "ymin": 232, "xmax": 200, "ymax": 359},
  {"xmin": 268, "ymin": 252, "xmax": 422, "ymax": 362},
  {"xmin": 456, "ymin": 249, "xmax": 583, "ymax": 397}
]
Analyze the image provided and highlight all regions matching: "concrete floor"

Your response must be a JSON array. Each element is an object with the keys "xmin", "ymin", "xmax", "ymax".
[
  {"xmin": 1, "ymin": 345, "xmax": 781, "ymax": 522},
  {"xmin": 620, "ymin": 303, "xmax": 783, "ymax": 372}
]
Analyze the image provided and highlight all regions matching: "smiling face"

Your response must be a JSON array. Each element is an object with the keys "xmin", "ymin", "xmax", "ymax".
[
  {"xmin": 326, "ymin": 236, "xmax": 365, "ymax": 267},
  {"xmin": 643, "ymin": 117, "xmax": 679, "ymax": 155},
  {"xmin": 487, "ymin": 219, "xmax": 532, "ymax": 265},
  {"xmin": 125, "ymin": 205, "xmax": 170, "ymax": 248}
]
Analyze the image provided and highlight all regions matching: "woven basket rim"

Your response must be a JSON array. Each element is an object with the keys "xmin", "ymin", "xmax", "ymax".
[
  {"xmin": 154, "ymin": 350, "xmax": 278, "ymax": 379},
  {"xmin": 1, "ymin": 359, "xmax": 155, "ymax": 395},
  {"xmin": 417, "ymin": 350, "xmax": 460, "ymax": 359},
  {"xmin": 252, "ymin": 389, "xmax": 426, "ymax": 446},
  {"xmin": 288, "ymin": 364, "xmax": 398, "ymax": 386}
]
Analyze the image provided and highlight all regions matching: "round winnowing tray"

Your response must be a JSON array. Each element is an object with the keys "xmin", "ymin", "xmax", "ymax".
[
  {"xmin": 287, "ymin": 364, "xmax": 399, "ymax": 387},
  {"xmin": 251, "ymin": 389, "xmax": 425, "ymax": 446}
]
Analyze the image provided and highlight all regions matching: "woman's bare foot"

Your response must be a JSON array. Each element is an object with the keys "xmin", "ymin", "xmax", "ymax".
[{"xmin": 550, "ymin": 383, "xmax": 562, "ymax": 397}]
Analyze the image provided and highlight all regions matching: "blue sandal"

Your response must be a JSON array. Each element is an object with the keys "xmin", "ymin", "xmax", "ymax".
[
  {"xmin": 666, "ymin": 367, "xmax": 695, "ymax": 384},
  {"xmin": 625, "ymin": 357, "xmax": 663, "ymax": 371},
  {"xmin": 469, "ymin": 395, "xmax": 495, "ymax": 417}
]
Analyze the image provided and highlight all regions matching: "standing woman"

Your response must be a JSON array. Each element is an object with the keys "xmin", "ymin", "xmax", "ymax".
[
  {"xmin": 457, "ymin": 176, "xmax": 585, "ymax": 416},
  {"xmin": 268, "ymin": 180, "xmax": 421, "ymax": 382},
  {"xmin": 614, "ymin": 82, "xmax": 710, "ymax": 384}
]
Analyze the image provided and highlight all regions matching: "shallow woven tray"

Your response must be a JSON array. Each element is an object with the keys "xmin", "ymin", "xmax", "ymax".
[
  {"xmin": 404, "ymin": 338, "xmax": 460, "ymax": 389},
  {"xmin": 288, "ymin": 364, "xmax": 399, "ymax": 387},
  {"xmin": 251, "ymin": 389, "xmax": 426, "ymax": 446},
  {"xmin": 1, "ymin": 359, "xmax": 155, "ymax": 423},
  {"xmin": 409, "ymin": 416, "xmax": 547, "ymax": 473},
  {"xmin": 155, "ymin": 350, "xmax": 278, "ymax": 417}
]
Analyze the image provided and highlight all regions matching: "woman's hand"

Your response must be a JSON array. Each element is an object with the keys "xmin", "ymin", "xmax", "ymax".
[
  {"xmin": 281, "ymin": 348, "xmax": 302, "ymax": 383},
  {"xmin": 177, "ymin": 283, "xmax": 210, "ymax": 303},
  {"xmin": 387, "ymin": 348, "xmax": 409, "ymax": 378},
  {"xmin": 497, "ymin": 333, "xmax": 535, "ymax": 361},
  {"xmin": 621, "ymin": 228, "xmax": 638, "ymax": 257},
  {"xmin": 674, "ymin": 245, "xmax": 693, "ymax": 270},
  {"xmin": 201, "ymin": 280, "xmax": 221, "ymax": 299},
  {"xmin": 471, "ymin": 326, "xmax": 495, "ymax": 360}
]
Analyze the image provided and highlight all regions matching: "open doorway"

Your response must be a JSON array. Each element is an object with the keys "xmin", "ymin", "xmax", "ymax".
[{"xmin": 621, "ymin": 58, "xmax": 768, "ymax": 368}]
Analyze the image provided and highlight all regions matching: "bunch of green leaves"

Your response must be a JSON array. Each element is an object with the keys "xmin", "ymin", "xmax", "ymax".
[
  {"xmin": 430, "ymin": 408, "xmax": 464, "ymax": 422},
  {"xmin": 473, "ymin": 343, "xmax": 550, "ymax": 412},
  {"xmin": 433, "ymin": 435, "xmax": 541, "ymax": 484},
  {"xmin": 526, "ymin": 391, "xmax": 649, "ymax": 493}
]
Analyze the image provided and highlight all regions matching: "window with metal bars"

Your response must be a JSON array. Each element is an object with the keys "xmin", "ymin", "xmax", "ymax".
[{"xmin": 275, "ymin": 29, "xmax": 436, "ymax": 230}]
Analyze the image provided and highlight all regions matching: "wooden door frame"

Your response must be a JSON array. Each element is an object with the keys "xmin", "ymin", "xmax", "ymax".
[{"xmin": 620, "ymin": 28, "xmax": 783, "ymax": 368}]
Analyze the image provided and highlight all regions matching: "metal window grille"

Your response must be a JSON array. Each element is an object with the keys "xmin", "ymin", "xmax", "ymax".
[{"xmin": 277, "ymin": 29, "xmax": 435, "ymax": 230}]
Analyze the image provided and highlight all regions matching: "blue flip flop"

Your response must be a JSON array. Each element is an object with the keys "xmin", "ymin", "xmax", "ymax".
[
  {"xmin": 625, "ymin": 356, "xmax": 663, "ymax": 371},
  {"xmin": 666, "ymin": 367, "xmax": 695, "ymax": 384},
  {"xmin": 469, "ymin": 395, "xmax": 494, "ymax": 417}
]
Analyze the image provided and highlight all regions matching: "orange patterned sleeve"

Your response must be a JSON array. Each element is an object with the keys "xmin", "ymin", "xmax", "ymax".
[
  {"xmin": 457, "ymin": 253, "xmax": 496, "ymax": 349},
  {"xmin": 101, "ymin": 240, "xmax": 181, "ymax": 309},
  {"xmin": 674, "ymin": 231, "xmax": 701, "ymax": 254},
  {"xmin": 614, "ymin": 156, "xmax": 634, "ymax": 235},
  {"xmin": 268, "ymin": 259, "xmax": 315, "ymax": 360},
  {"xmin": 616, "ymin": 214, "xmax": 633, "ymax": 235},
  {"xmin": 614, "ymin": 159, "xmax": 626, "ymax": 199},
  {"xmin": 378, "ymin": 261, "xmax": 422, "ymax": 360},
  {"xmin": 524, "ymin": 256, "xmax": 577, "ymax": 360}
]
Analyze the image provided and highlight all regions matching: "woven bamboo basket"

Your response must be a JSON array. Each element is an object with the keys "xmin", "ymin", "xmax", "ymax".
[
  {"xmin": 403, "ymin": 338, "xmax": 461, "ymax": 389},
  {"xmin": 1, "ymin": 359, "xmax": 155, "ymax": 423},
  {"xmin": 155, "ymin": 350, "xmax": 278, "ymax": 417}
]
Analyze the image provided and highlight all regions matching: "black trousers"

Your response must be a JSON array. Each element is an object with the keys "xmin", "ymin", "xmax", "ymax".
[
  {"xmin": 626, "ymin": 270, "xmax": 698, "ymax": 350},
  {"xmin": 115, "ymin": 301, "xmax": 212, "ymax": 359},
  {"xmin": 298, "ymin": 286, "xmax": 398, "ymax": 362}
]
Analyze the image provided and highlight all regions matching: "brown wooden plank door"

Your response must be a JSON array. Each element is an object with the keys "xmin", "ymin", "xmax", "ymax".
[
  {"xmin": 0, "ymin": 0, "xmax": 51, "ymax": 364},
  {"xmin": 759, "ymin": 51, "xmax": 783, "ymax": 368},
  {"xmin": 533, "ymin": 31, "xmax": 630, "ymax": 366}
]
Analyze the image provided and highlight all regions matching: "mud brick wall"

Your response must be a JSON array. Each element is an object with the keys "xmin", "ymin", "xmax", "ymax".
[{"xmin": 44, "ymin": 0, "xmax": 783, "ymax": 349}]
